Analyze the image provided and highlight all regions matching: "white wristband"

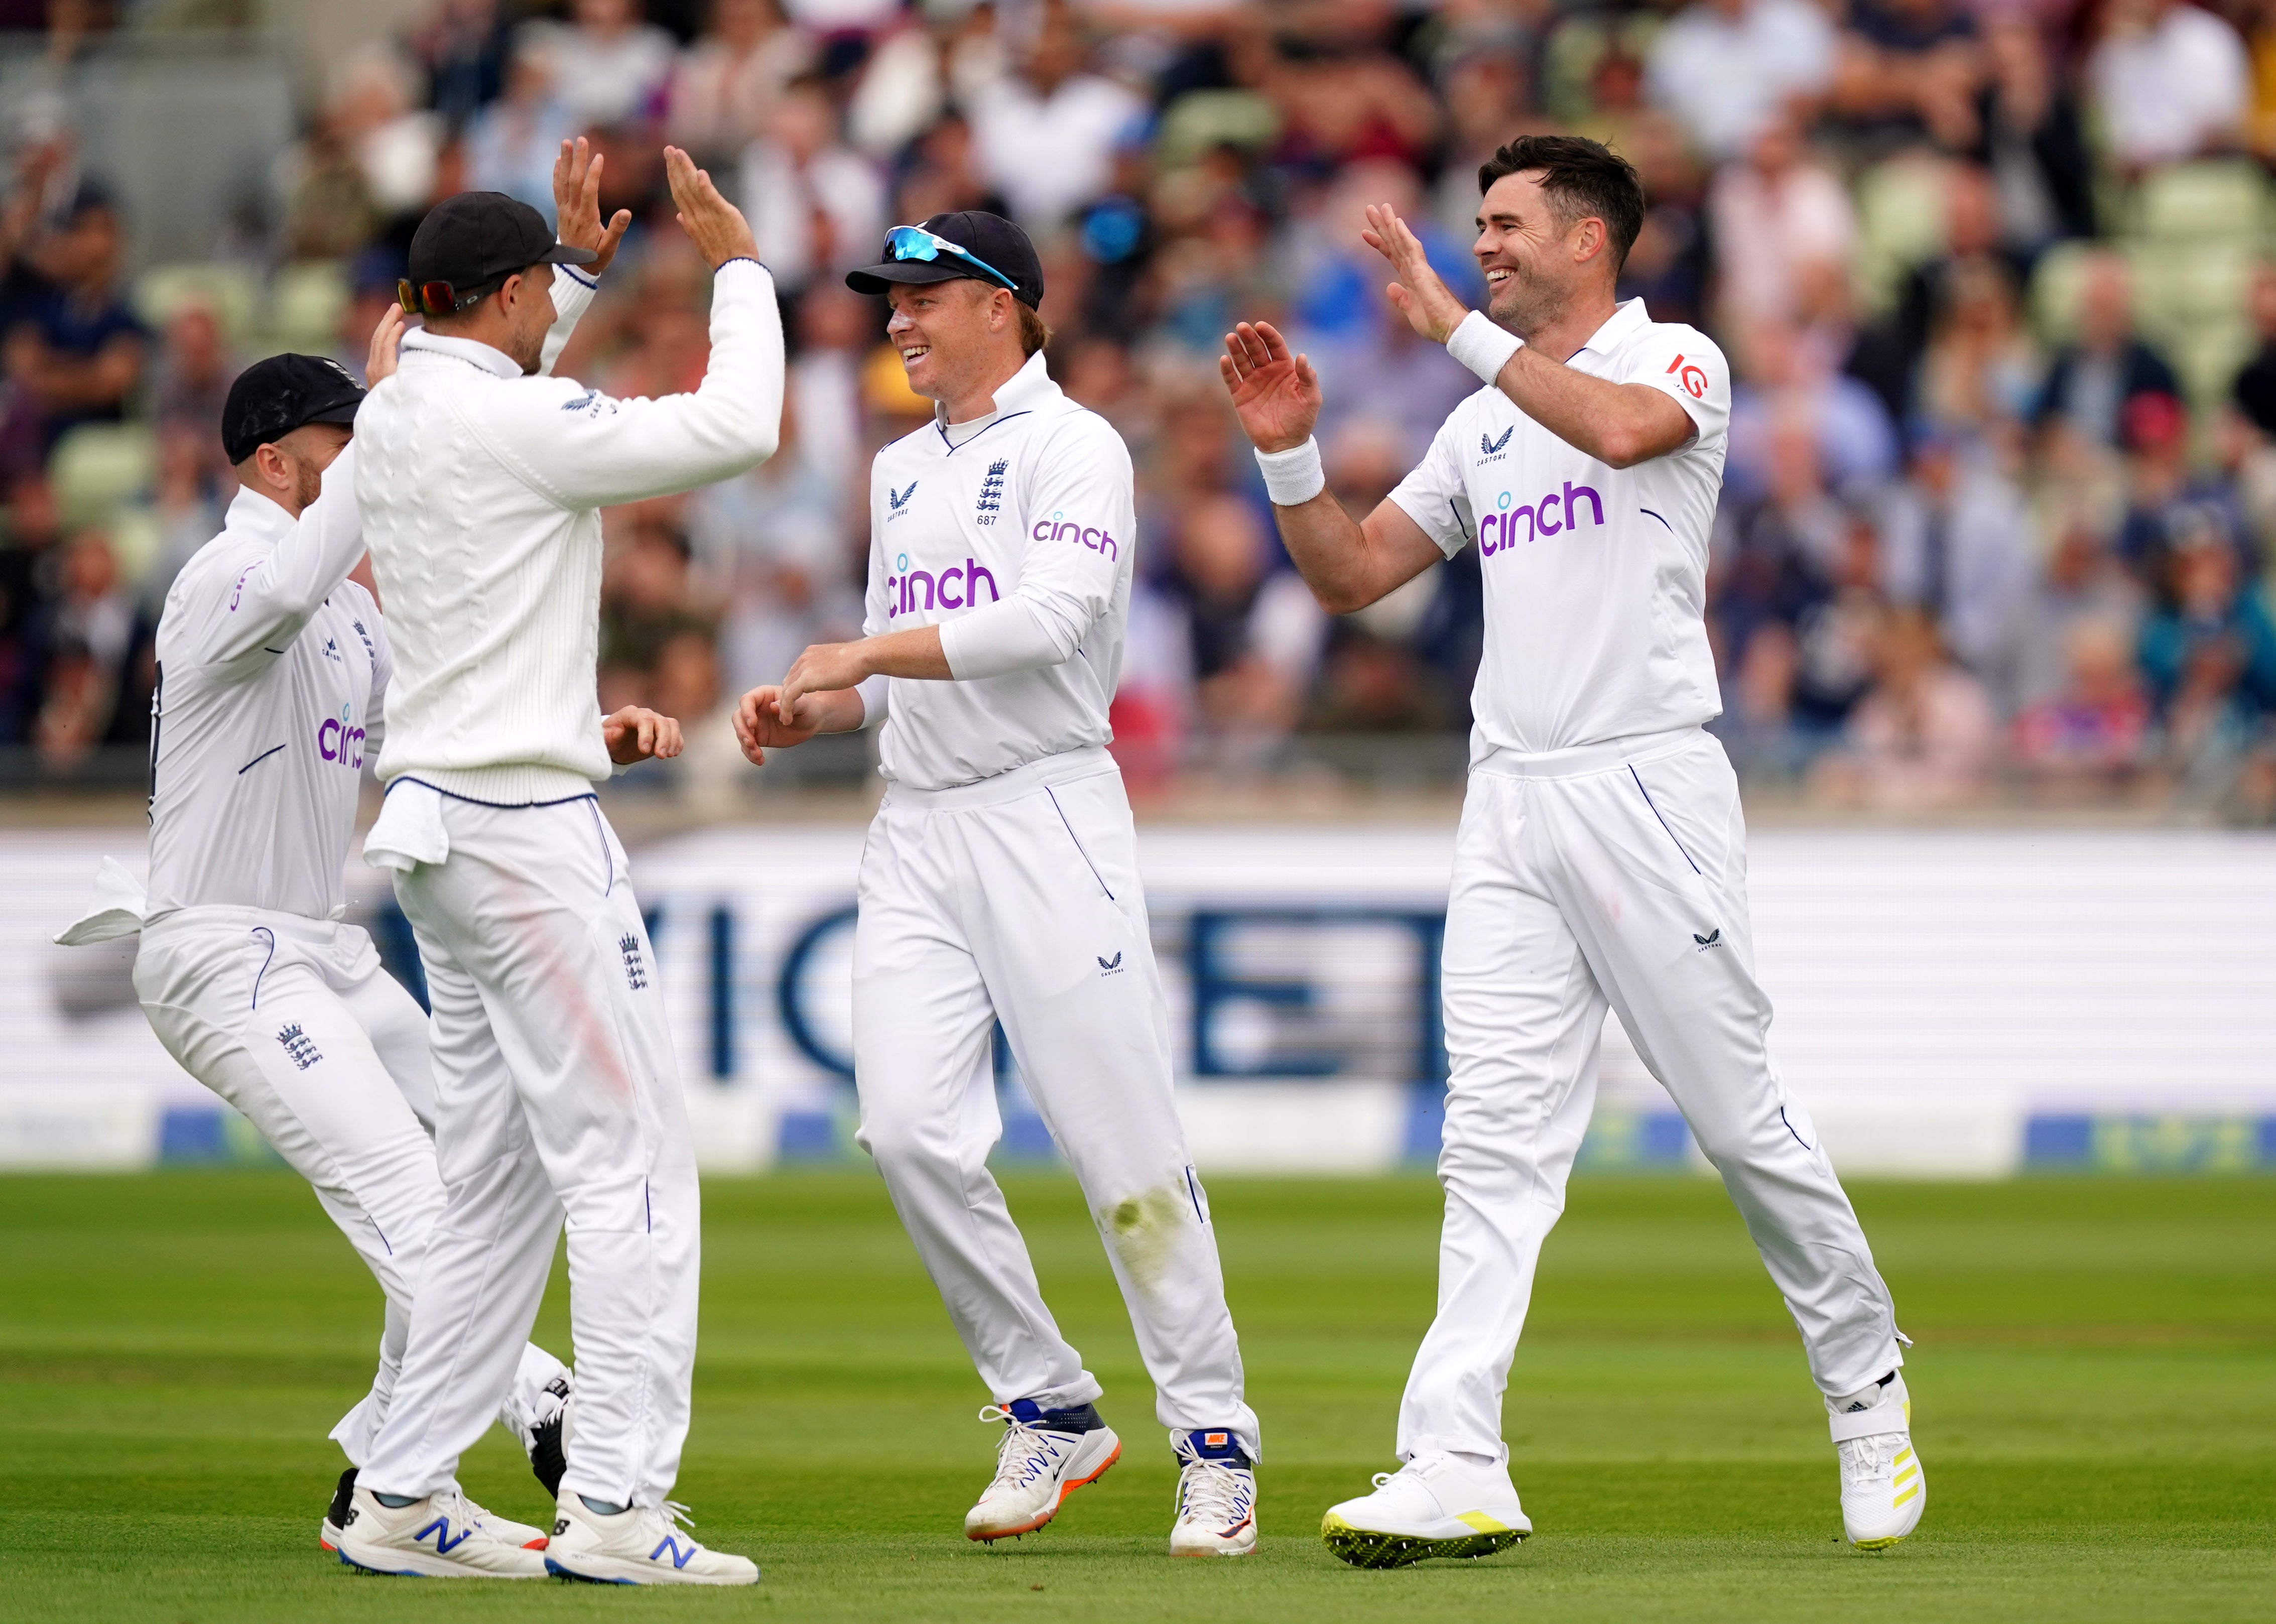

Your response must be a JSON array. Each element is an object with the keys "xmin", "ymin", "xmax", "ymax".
[
  {"xmin": 1254, "ymin": 436, "xmax": 1326, "ymax": 506},
  {"xmin": 1446, "ymin": 309, "xmax": 1523, "ymax": 386}
]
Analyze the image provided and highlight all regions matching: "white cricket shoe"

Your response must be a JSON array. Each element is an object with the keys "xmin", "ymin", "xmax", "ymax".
[
  {"xmin": 963, "ymin": 1400, "xmax": 1121, "ymax": 1541},
  {"xmin": 543, "ymin": 1494, "xmax": 758, "ymax": 1585},
  {"xmin": 333, "ymin": 1484, "xmax": 549, "ymax": 1578},
  {"xmin": 1320, "ymin": 1451, "xmax": 1531, "ymax": 1569},
  {"xmin": 1169, "ymin": 1429, "xmax": 1257, "ymax": 1557},
  {"xmin": 1832, "ymin": 1373, "xmax": 1925, "ymax": 1549}
]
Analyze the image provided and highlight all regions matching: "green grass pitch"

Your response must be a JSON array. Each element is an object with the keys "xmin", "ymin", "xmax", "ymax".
[{"xmin": 1, "ymin": 1169, "xmax": 2270, "ymax": 1622}]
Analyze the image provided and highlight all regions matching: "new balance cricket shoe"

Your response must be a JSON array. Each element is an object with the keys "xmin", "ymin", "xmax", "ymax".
[
  {"xmin": 543, "ymin": 1495, "xmax": 758, "ymax": 1585},
  {"xmin": 320, "ymin": 1466, "xmax": 357, "ymax": 1551},
  {"xmin": 964, "ymin": 1400, "xmax": 1121, "ymax": 1541},
  {"xmin": 1169, "ymin": 1429, "xmax": 1257, "ymax": 1556},
  {"xmin": 1320, "ymin": 1452, "xmax": 1532, "ymax": 1569},
  {"xmin": 333, "ymin": 1485, "xmax": 549, "ymax": 1578},
  {"xmin": 1831, "ymin": 1372, "xmax": 1925, "ymax": 1549}
]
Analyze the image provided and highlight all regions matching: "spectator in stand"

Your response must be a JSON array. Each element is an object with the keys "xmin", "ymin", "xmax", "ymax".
[
  {"xmin": 687, "ymin": 393, "xmax": 861, "ymax": 700},
  {"xmin": 523, "ymin": 0, "xmax": 678, "ymax": 130},
  {"xmin": 329, "ymin": 47, "xmax": 443, "ymax": 229},
  {"xmin": 786, "ymin": 281, "xmax": 869, "ymax": 490},
  {"xmin": 1707, "ymin": 110, "xmax": 1854, "ymax": 336},
  {"xmin": 1713, "ymin": 405, "xmax": 1849, "ymax": 670},
  {"xmin": 1726, "ymin": 313, "xmax": 1900, "ymax": 499},
  {"xmin": 668, "ymin": 0, "xmax": 816, "ymax": 167},
  {"xmin": 2230, "ymin": 258, "xmax": 2276, "ymax": 442},
  {"xmin": 846, "ymin": 0, "xmax": 1004, "ymax": 162},
  {"xmin": 1814, "ymin": 605, "xmax": 1998, "ymax": 807},
  {"xmin": 1645, "ymin": 0, "xmax": 1837, "ymax": 164},
  {"xmin": 1430, "ymin": 47, "xmax": 1533, "ymax": 245},
  {"xmin": 2089, "ymin": 0, "xmax": 2249, "ymax": 174},
  {"xmin": 739, "ymin": 76, "xmax": 886, "ymax": 293},
  {"xmin": 1165, "ymin": 491, "xmax": 1326, "ymax": 771},
  {"xmin": 970, "ymin": 2, "xmax": 1145, "ymax": 230},
  {"xmin": 1879, "ymin": 429, "xmax": 2037, "ymax": 708},
  {"xmin": 1613, "ymin": 110, "xmax": 1712, "ymax": 329},
  {"xmin": 413, "ymin": 0, "xmax": 513, "ymax": 134},
  {"xmin": 147, "ymin": 301, "xmax": 237, "ymax": 483},
  {"xmin": 2013, "ymin": 614, "xmax": 2150, "ymax": 790},
  {"xmin": 2137, "ymin": 520, "xmax": 2276, "ymax": 765},
  {"xmin": 33, "ymin": 527, "xmax": 133, "ymax": 767},
  {"xmin": 1913, "ymin": 255, "xmax": 2038, "ymax": 439},
  {"xmin": 0, "ymin": 470, "xmax": 61, "ymax": 741},
  {"xmin": 2113, "ymin": 391, "xmax": 2248, "ymax": 573},
  {"xmin": 1306, "ymin": 289, "xmax": 1475, "ymax": 467},
  {"xmin": 465, "ymin": 39, "xmax": 579, "ymax": 217},
  {"xmin": 598, "ymin": 499, "xmax": 715, "ymax": 716},
  {"xmin": 2034, "ymin": 252, "xmax": 2180, "ymax": 452},
  {"xmin": 2012, "ymin": 511, "xmax": 2144, "ymax": 709},
  {"xmin": 0, "ymin": 187, "xmax": 145, "ymax": 460},
  {"xmin": 1260, "ymin": 8, "xmax": 1441, "ymax": 178},
  {"xmin": 1976, "ymin": 12, "xmax": 2096, "ymax": 251},
  {"xmin": 1829, "ymin": 0, "xmax": 1985, "ymax": 153}
]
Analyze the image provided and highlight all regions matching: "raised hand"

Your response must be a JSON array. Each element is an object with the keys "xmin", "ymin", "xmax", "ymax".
[
  {"xmin": 554, "ymin": 136, "xmax": 633, "ymax": 277},
  {"xmin": 1218, "ymin": 321, "xmax": 1322, "ymax": 453},
  {"xmin": 1360, "ymin": 203, "xmax": 1469, "ymax": 344},
  {"xmin": 365, "ymin": 302, "xmax": 406, "ymax": 386},
  {"xmin": 731, "ymin": 685, "xmax": 822, "ymax": 765},
  {"xmin": 663, "ymin": 145, "xmax": 760, "ymax": 271},
  {"xmin": 602, "ymin": 705, "xmax": 684, "ymax": 766}
]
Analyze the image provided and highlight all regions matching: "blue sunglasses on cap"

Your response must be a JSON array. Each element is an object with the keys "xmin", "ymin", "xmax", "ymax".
[{"xmin": 883, "ymin": 224, "xmax": 1018, "ymax": 293}]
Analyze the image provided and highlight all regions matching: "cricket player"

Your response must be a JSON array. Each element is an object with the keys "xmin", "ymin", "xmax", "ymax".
[
  {"xmin": 1217, "ymin": 135, "xmax": 1925, "ymax": 1565},
  {"xmin": 731, "ymin": 212, "xmax": 1260, "ymax": 1559},
  {"xmin": 334, "ymin": 146, "xmax": 780, "ymax": 1586},
  {"xmin": 52, "ymin": 327, "xmax": 584, "ymax": 1554}
]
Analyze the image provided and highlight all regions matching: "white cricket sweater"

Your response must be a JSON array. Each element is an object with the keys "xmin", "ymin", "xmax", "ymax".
[{"xmin": 354, "ymin": 258, "xmax": 784, "ymax": 805}]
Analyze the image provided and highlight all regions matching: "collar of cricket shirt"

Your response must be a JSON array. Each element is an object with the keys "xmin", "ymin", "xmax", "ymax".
[
  {"xmin": 224, "ymin": 479, "xmax": 299, "ymax": 541},
  {"xmin": 934, "ymin": 349, "xmax": 1059, "ymax": 450},
  {"xmin": 1569, "ymin": 297, "xmax": 1652, "ymax": 365},
  {"xmin": 401, "ymin": 326, "xmax": 525, "ymax": 379}
]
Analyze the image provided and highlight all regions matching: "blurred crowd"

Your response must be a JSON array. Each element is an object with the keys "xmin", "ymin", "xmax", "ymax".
[{"xmin": 9, "ymin": 0, "xmax": 2276, "ymax": 812}]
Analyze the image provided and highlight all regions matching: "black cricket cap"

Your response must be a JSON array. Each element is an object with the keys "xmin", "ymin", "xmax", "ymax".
[
  {"xmin": 408, "ymin": 191, "xmax": 595, "ymax": 296},
  {"xmin": 222, "ymin": 353, "xmax": 365, "ymax": 465},
  {"xmin": 846, "ymin": 211, "xmax": 1045, "ymax": 310}
]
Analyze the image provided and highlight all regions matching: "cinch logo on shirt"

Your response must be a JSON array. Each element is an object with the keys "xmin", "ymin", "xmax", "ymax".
[
  {"xmin": 1031, "ymin": 511, "xmax": 1118, "ymax": 560},
  {"xmin": 886, "ymin": 552, "xmax": 1001, "ymax": 619},
  {"xmin": 1480, "ymin": 480, "xmax": 1604, "ymax": 556},
  {"xmin": 316, "ymin": 704, "xmax": 366, "ymax": 769}
]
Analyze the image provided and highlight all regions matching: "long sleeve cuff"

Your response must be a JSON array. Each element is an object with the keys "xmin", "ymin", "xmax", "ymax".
[{"xmin": 938, "ymin": 598, "xmax": 1066, "ymax": 680}]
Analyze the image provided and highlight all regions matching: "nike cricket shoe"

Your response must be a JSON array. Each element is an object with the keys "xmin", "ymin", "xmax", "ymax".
[
  {"xmin": 1832, "ymin": 1372, "xmax": 1925, "ymax": 1549},
  {"xmin": 964, "ymin": 1399, "xmax": 1121, "ymax": 1541},
  {"xmin": 1169, "ymin": 1429, "xmax": 1257, "ymax": 1557},
  {"xmin": 333, "ymin": 1484, "xmax": 549, "ymax": 1577},
  {"xmin": 1321, "ymin": 1451, "xmax": 1531, "ymax": 1569},
  {"xmin": 543, "ymin": 1495, "xmax": 759, "ymax": 1586}
]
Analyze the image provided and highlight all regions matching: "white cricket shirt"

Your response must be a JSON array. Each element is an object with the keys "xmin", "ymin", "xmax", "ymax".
[
  {"xmin": 144, "ymin": 443, "xmax": 388, "ymax": 923},
  {"xmin": 862, "ymin": 350, "xmax": 1135, "ymax": 790},
  {"xmin": 1389, "ymin": 298, "xmax": 1731, "ymax": 758}
]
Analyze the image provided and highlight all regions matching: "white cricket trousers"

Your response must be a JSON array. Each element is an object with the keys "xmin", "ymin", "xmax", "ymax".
[
  {"xmin": 133, "ymin": 906, "xmax": 564, "ymax": 1463},
  {"xmin": 358, "ymin": 789, "xmax": 698, "ymax": 1511},
  {"xmin": 1400, "ymin": 727, "xmax": 1903, "ymax": 1464},
  {"xmin": 854, "ymin": 747, "xmax": 1259, "ymax": 1457}
]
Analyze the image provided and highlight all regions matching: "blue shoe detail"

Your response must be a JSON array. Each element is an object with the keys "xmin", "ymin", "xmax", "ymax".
[
  {"xmin": 1179, "ymin": 1429, "xmax": 1252, "ymax": 1470},
  {"xmin": 546, "ymin": 1556, "xmax": 635, "ymax": 1585}
]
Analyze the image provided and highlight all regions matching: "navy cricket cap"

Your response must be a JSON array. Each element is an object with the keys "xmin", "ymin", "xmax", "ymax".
[
  {"xmin": 846, "ymin": 211, "xmax": 1045, "ymax": 310},
  {"xmin": 222, "ymin": 353, "xmax": 365, "ymax": 465},
  {"xmin": 408, "ymin": 191, "xmax": 594, "ymax": 295}
]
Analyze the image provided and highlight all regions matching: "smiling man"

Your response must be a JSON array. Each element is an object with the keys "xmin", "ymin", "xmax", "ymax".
[
  {"xmin": 1219, "ymin": 134, "xmax": 1925, "ymax": 1565},
  {"xmin": 730, "ymin": 211, "xmax": 1261, "ymax": 1559}
]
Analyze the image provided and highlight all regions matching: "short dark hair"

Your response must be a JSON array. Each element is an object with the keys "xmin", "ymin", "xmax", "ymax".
[{"xmin": 1478, "ymin": 135, "xmax": 1646, "ymax": 275}]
